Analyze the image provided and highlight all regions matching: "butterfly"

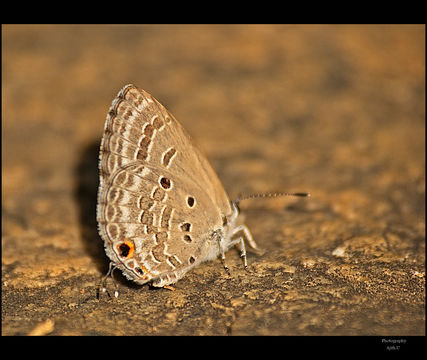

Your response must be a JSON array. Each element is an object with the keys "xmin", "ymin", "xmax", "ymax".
[{"xmin": 96, "ymin": 84, "xmax": 259, "ymax": 292}]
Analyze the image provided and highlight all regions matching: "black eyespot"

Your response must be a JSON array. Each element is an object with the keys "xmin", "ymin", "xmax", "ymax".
[
  {"xmin": 135, "ymin": 267, "xmax": 144, "ymax": 275},
  {"xmin": 180, "ymin": 223, "xmax": 191, "ymax": 232},
  {"xmin": 187, "ymin": 196, "xmax": 195, "ymax": 207},
  {"xmin": 160, "ymin": 177, "xmax": 171, "ymax": 189},
  {"xmin": 119, "ymin": 243, "xmax": 131, "ymax": 258}
]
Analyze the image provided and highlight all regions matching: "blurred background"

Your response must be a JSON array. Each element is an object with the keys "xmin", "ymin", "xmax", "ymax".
[{"xmin": 2, "ymin": 25, "xmax": 425, "ymax": 336}]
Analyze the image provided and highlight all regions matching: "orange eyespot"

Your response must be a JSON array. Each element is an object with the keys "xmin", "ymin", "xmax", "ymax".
[
  {"xmin": 117, "ymin": 239, "xmax": 135, "ymax": 259},
  {"xmin": 135, "ymin": 264, "xmax": 149, "ymax": 278}
]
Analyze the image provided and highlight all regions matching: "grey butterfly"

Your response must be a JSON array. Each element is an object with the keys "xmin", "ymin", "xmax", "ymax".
[{"xmin": 96, "ymin": 84, "xmax": 258, "ymax": 290}]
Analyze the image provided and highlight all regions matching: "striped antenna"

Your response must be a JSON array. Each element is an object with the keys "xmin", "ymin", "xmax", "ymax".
[{"xmin": 234, "ymin": 191, "xmax": 310, "ymax": 208}]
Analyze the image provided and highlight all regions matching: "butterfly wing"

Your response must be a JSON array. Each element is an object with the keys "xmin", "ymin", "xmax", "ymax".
[{"xmin": 97, "ymin": 84, "xmax": 232, "ymax": 285}]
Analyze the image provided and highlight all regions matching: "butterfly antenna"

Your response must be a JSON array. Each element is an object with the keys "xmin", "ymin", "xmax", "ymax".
[{"xmin": 234, "ymin": 191, "xmax": 310, "ymax": 208}]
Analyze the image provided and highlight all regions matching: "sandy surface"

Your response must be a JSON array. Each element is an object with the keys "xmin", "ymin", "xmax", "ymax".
[{"xmin": 2, "ymin": 24, "xmax": 425, "ymax": 336}]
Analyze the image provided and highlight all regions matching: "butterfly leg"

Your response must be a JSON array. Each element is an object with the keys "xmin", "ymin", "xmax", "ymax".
[
  {"xmin": 214, "ymin": 229, "xmax": 231, "ymax": 275},
  {"xmin": 220, "ymin": 246, "xmax": 231, "ymax": 275},
  {"xmin": 230, "ymin": 225, "xmax": 262, "ymax": 271},
  {"xmin": 231, "ymin": 225, "xmax": 259, "ymax": 251},
  {"xmin": 236, "ymin": 237, "xmax": 249, "ymax": 271},
  {"xmin": 98, "ymin": 262, "xmax": 120, "ymax": 299}
]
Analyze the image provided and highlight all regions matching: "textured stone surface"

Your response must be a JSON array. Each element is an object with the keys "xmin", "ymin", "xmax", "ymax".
[{"xmin": 2, "ymin": 24, "xmax": 425, "ymax": 336}]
